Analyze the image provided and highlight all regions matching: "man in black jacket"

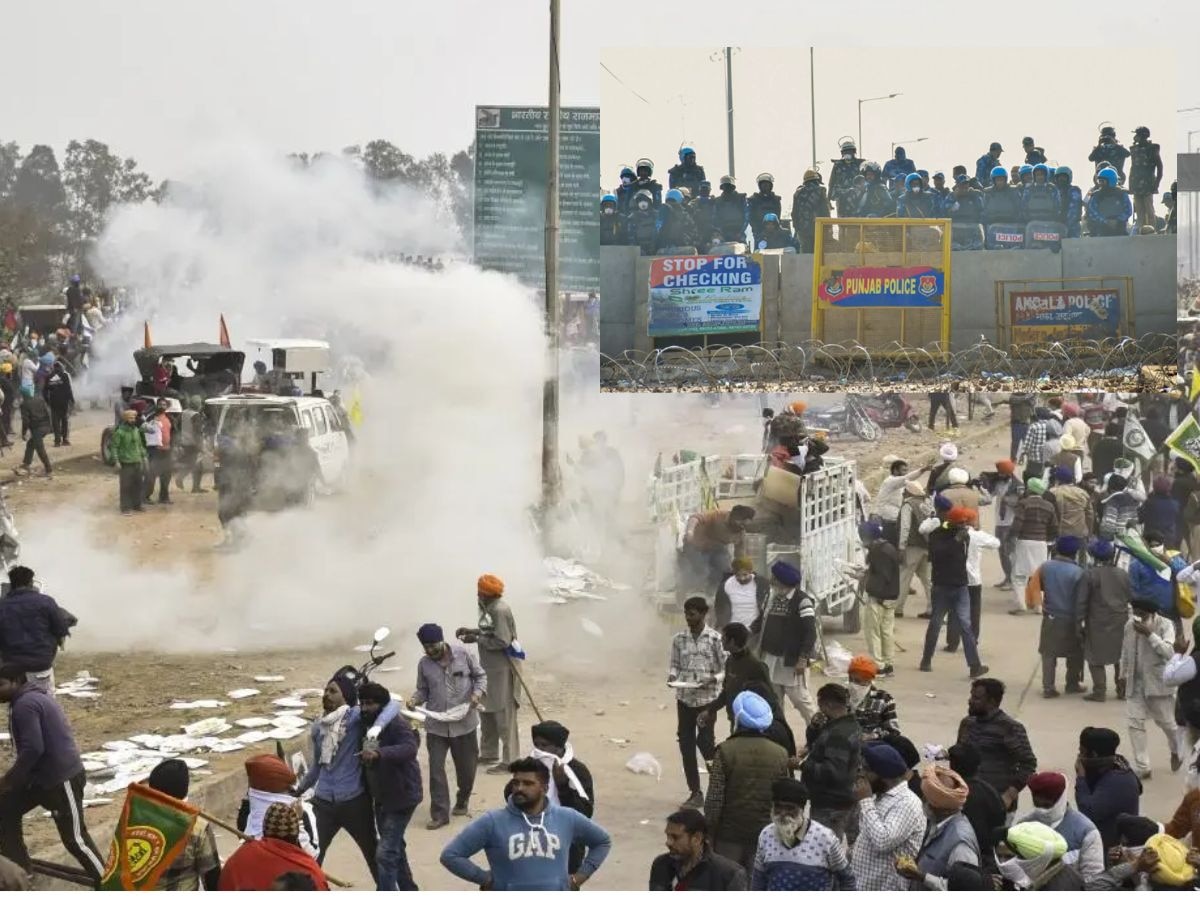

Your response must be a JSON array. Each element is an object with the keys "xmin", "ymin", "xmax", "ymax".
[
  {"xmin": 919, "ymin": 506, "xmax": 989, "ymax": 677},
  {"xmin": 0, "ymin": 664, "xmax": 104, "ymax": 887},
  {"xmin": 860, "ymin": 521, "xmax": 901, "ymax": 675},
  {"xmin": 752, "ymin": 561, "xmax": 817, "ymax": 726},
  {"xmin": 948, "ymin": 742, "xmax": 1007, "ymax": 873},
  {"xmin": 42, "ymin": 359, "xmax": 73, "ymax": 447},
  {"xmin": 698, "ymin": 623, "xmax": 771, "ymax": 735},
  {"xmin": 800, "ymin": 683, "xmax": 861, "ymax": 840},
  {"xmin": 0, "ymin": 566, "xmax": 76, "ymax": 691},
  {"xmin": 15, "ymin": 388, "xmax": 52, "ymax": 478},
  {"xmin": 649, "ymin": 808, "xmax": 746, "ymax": 890},
  {"xmin": 360, "ymin": 682, "xmax": 422, "ymax": 890},
  {"xmin": 956, "ymin": 677, "xmax": 1038, "ymax": 817}
]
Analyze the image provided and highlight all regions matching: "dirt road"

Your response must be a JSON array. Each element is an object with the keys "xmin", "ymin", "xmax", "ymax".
[{"xmin": 5, "ymin": 397, "xmax": 1186, "ymax": 890}]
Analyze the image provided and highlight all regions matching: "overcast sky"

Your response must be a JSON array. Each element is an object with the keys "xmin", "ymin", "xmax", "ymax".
[{"xmin": 603, "ymin": 47, "xmax": 1177, "ymax": 201}]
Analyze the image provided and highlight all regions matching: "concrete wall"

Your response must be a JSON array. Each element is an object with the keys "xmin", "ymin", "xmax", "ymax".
[{"xmin": 601, "ymin": 234, "xmax": 1177, "ymax": 356}]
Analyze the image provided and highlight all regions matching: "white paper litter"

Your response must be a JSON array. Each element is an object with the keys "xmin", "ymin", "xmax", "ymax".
[
  {"xmin": 207, "ymin": 740, "xmax": 246, "ymax": 753},
  {"xmin": 609, "ymin": 737, "xmax": 630, "ymax": 745},
  {"xmin": 102, "ymin": 740, "xmax": 139, "ymax": 752},
  {"xmin": 254, "ymin": 675, "xmax": 286, "ymax": 683},
  {"xmin": 236, "ymin": 731, "xmax": 273, "ymax": 744},
  {"xmin": 415, "ymin": 703, "xmax": 470, "ymax": 723},
  {"xmin": 182, "ymin": 718, "xmax": 232, "ymax": 737},
  {"xmin": 270, "ymin": 715, "xmax": 308, "ymax": 729},
  {"xmin": 544, "ymin": 557, "xmax": 631, "ymax": 603},
  {"xmin": 128, "ymin": 734, "xmax": 165, "ymax": 749},
  {"xmin": 272, "ymin": 698, "xmax": 308, "ymax": 709},
  {"xmin": 0, "ymin": 732, "xmax": 8, "ymax": 741},
  {"xmin": 398, "ymin": 708, "xmax": 427, "ymax": 723},
  {"xmin": 170, "ymin": 699, "xmax": 229, "ymax": 710},
  {"xmin": 667, "ymin": 681, "xmax": 701, "ymax": 690},
  {"xmin": 579, "ymin": 618, "xmax": 604, "ymax": 637},
  {"xmin": 227, "ymin": 688, "xmax": 261, "ymax": 700},
  {"xmin": 176, "ymin": 758, "xmax": 208, "ymax": 770},
  {"xmin": 83, "ymin": 798, "xmax": 113, "ymax": 808},
  {"xmin": 82, "ymin": 759, "xmax": 108, "ymax": 772},
  {"xmin": 158, "ymin": 735, "xmax": 204, "ymax": 754},
  {"xmin": 625, "ymin": 752, "xmax": 662, "ymax": 779},
  {"xmin": 266, "ymin": 727, "xmax": 305, "ymax": 740},
  {"xmin": 61, "ymin": 690, "xmax": 101, "ymax": 699},
  {"xmin": 235, "ymin": 717, "xmax": 274, "ymax": 729}
]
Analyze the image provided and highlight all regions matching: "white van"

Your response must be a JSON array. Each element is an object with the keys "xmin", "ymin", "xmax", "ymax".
[{"xmin": 206, "ymin": 394, "xmax": 351, "ymax": 490}]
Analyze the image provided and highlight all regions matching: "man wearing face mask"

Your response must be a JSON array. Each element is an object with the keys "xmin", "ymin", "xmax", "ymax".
[
  {"xmin": 1015, "ymin": 771, "xmax": 1103, "ymax": 881},
  {"xmin": 1073, "ymin": 727, "xmax": 1142, "ymax": 855},
  {"xmin": 799, "ymin": 683, "xmax": 862, "ymax": 840},
  {"xmin": 746, "ymin": 174, "xmax": 781, "ymax": 246},
  {"xmin": 894, "ymin": 765, "xmax": 978, "ymax": 890},
  {"xmin": 896, "ymin": 172, "xmax": 936, "ymax": 218},
  {"xmin": 789, "ymin": 170, "xmax": 829, "ymax": 254},
  {"xmin": 613, "ymin": 165, "xmax": 637, "ymax": 214},
  {"xmin": 411, "ymin": 623, "xmax": 486, "ymax": 830},
  {"xmin": 439, "ymin": 758, "xmax": 612, "ymax": 891},
  {"xmin": 1022, "ymin": 163, "xmax": 1061, "ymax": 227},
  {"xmin": 855, "ymin": 162, "xmax": 895, "ymax": 218},
  {"xmin": 625, "ymin": 189, "xmax": 660, "ymax": 256},
  {"xmin": 750, "ymin": 778, "xmax": 853, "ymax": 889},
  {"xmin": 1119, "ymin": 596, "xmax": 1181, "ymax": 778},
  {"xmin": 599, "ymin": 194, "xmax": 624, "ymax": 246},
  {"xmin": 827, "ymin": 139, "xmax": 863, "ymax": 217},
  {"xmin": 655, "ymin": 189, "xmax": 700, "ymax": 254},
  {"xmin": 849, "ymin": 742, "xmax": 924, "ymax": 891},
  {"xmin": 631, "ymin": 157, "xmax": 663, "ymax": 207},
  {"xmin": 668, "ymin": 147, "xmax": 706, "ymax": 198},
  {"xmin": 754, "ymin": 213, "xmax": 798, "ymax": 252},
  {"xmin": 712, "ymin": 176, "xmax": 749, "ymax": 244},
  {"xmin": 991, "ymin": 821, "xmax": 1081, "ymax": 890}
]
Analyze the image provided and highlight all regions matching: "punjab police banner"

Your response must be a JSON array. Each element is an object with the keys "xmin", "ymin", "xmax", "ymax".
[
  {"xmin": 1009, "ymin": 289, "xmax": 1121, "ymax": 341},
  {"xmin": 816, "ymin": 265, "xmax": 944, "ymax": 308},
  {"xmin": 473, "ymin": 105, "xmax": 600, "ymax": 293},
  {"xmin": 648, "ymin": 255, "xmax": 762, "ymax": 337}
]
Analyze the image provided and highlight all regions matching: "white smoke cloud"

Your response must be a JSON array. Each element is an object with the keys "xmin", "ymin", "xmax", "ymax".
[{"xmin": 34, "ymin": 142, "xmax": 551, "ymax": 653}]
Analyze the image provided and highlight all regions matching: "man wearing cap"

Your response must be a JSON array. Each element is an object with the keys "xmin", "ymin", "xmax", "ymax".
[
  {"xmin": 896, "ymin": 766, "xmax": 979, "ymax": 890},
  {"xmin": 849, "ymin": 742, "xmax": 924, "ymax": 891},
  {"xmin": 670, "ymin": 596, "xmax": 726, "ymax": 809},
  {"xmin": 789, "ymin": 170, "xmax": 829, "ymax": 254},
  {"xmin": 929, "ymin": 171, "xmax": 952, "ymax": 211},
  {"xmin": 752, "ymin": 560, "xmax": 817, "ymax": 726},
  {"xmin": 1077, "ymin": 541, "xmax": 1132, "ymax": 702},
  {"xmin": 919, "ymin": 506, "xmax": 989, "ymax": 677},
  {"xmin": 1009, "ymin": 477, "xmax": 1059, "ymax": 615},
  {"xmin": 1119, "ymin": 596, "xmax": 1181, "ymax": 778},
  {"xmin": 799, "ymin": 683, "xmax": 862, "ymax": 840},
  {"xmin": 412, "ymin": 622, "xmax": 485, "ymax": 829},
  {"xmin": 859, "ymin": 522, "xmax": 900, "ymax": 674},
  {"xmin": 704, "ymin": 690, "xmax": 791, "ymax": 871},
  {"xmin": 1025, "ymin": 536, "xmax": 1086, "ymax": 698},
  {"xmin": 750, "ymin": 777, "xmax": 854, "ymax": 889},
  {"xmin": 1074, "ymin": 727, "xmax": 1141, "ymax": 854},
  {"xmin": 1016, "ymin": 771, "xmax": 1103, "ymax": 880},
  {"xmin": 975, "ymin": 141, "xmax": 1004, "ymax": 186},
  {"xmin": 145, "ymin": 759, "xmax": 222, "ymax": 890},
  {"xmin": 896, "ymin": 480, "xmax": 933, "ymax": 618},
  {"xmin": 714, "ymin": 557, "xmax": 768, "ymax": 629},
  {"xmin": 457, "ymin": 574, "xmax": 520, "ymax": 773}
]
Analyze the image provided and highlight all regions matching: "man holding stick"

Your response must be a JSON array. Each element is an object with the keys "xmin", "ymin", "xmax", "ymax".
[{"xmin": 457, "ymin": 573, "xmax": 522, "ymax": 773}]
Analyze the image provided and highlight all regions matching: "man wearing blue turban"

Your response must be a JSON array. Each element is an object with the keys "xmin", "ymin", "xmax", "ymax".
[{"xmin": 753, "ymin": 561, "xmax": 818, "ymax": 726}]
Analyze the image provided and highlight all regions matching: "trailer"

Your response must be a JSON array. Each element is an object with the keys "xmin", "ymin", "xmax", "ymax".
[{"xmin": 647, "ymin": 453, "xmax": 861, "ymax": 632}]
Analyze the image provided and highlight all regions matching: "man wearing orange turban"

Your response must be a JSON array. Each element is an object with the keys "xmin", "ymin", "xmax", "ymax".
[
  {"xmin": 895, "ymin": 766, "xmax": 978, "ymax": 890},
  {"xmin": 457, "ymin": 575, "xmax": 520, "ymax": 772}
]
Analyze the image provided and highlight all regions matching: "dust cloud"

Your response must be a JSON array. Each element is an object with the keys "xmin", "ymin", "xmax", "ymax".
[{"xmin": 27, "ymin": 143, "xmax": 554, "ymax": 654}]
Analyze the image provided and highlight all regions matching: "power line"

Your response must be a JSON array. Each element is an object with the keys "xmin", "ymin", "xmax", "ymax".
[{"xmin": 600, "ymin": 62, "xmax": 651, "ymax": 105}]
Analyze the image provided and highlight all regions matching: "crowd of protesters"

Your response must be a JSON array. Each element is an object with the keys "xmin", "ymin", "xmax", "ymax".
[{"xmin": 603, "ymin": 125, "xmax": 1171, "ymax": 256}]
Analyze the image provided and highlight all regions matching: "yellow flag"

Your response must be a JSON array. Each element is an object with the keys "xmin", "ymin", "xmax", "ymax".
[
  {"xmin": 1190, "ymin": 367, "xmax": 1200, "ymax": 404},
  {"xmin": 348, "ymin": 390, "xmax": 363, "ymax": 426}
]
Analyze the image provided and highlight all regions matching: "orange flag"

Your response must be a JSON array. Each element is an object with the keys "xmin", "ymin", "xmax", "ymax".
[
  {"xmin": 219, "ymin": 315, "xmax": 231, "ymax": 349},
  {"xmin": 143, "ymin": 322, "xmax": 153, "ymax": 349}
]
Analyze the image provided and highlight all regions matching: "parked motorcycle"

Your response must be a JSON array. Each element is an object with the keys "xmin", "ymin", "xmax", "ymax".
[{"xmin": 802, "ymin": 394, "xmax": 920, "ymax": 441}]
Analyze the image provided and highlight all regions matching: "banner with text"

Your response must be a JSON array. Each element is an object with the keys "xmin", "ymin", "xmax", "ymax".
[
  {"xmin": 816, "ymin": 266, "xmax": 944, "ymax": 307},
  {"xmin": 648, "ymin": 255, "xmax": 762, "ymax": 337},
  {"xmin": 1009, "ymin": 289, "xmax": 1121, "ymax": 341}
]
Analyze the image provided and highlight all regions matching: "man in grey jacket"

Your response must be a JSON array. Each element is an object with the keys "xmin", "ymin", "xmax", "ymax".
[{"xmin": 0, "ymin": 664, "xmax": 105, "ymax": 886}]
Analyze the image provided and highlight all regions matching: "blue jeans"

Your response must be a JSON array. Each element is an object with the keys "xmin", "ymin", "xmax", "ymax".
[
  {"xmin": 375, "ymin": 806, "xmax": 417, "ymax": 890},
  {"xmin": 1010, "ymin": 423, "xmax": 1028, "ymax": 462},
  {"xmin": 921, "ymin": 585, "xmax": 982, "ymax": 671}
]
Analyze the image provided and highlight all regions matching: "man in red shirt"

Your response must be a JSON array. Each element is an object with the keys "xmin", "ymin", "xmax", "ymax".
[{"xmin": 219, "ymin": 802, "xmax": 329, "ymax": 890}]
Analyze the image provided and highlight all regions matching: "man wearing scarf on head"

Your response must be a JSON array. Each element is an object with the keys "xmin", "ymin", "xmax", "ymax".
[
  {"xmin": 1017, "ymin": 771, "xmax": 1103, "ymax": 880},
  {"xmin": 218, "ymin": 802, "xmax": 331, "ymax": 890},
  {"xmin": 926, "ymin": 442, "xmax": 960, "ymax": 494},
  {"xmin": 503, "ymin": 720, "xmax": 594, "ymax": 876},
  {"xmin": 849, "ymin": 743, "xmax": 924, "ymax": 891},
  {"xmin": 1120, "ymin": 595, "xmax": 1181, "ymax": 778},
  {"xmin": 895, "ymin": 766, "xmax": 978, "ymax": 890},
  {"xmin": 750, "ymin": 778, "xmax": 854, "ymax": 890},
  {"xmin": 751, "ymin": 561, "xmax": 817, "ymax": 726},
  {"xmin": 238, "ymin": 754, "xmax": 319, "ymax": 856},
  {"xmin": 992, "ymin": 820, "xmax": 1081, "ymax": 890},
  {"xmin": 1074, "ymin": 727, "xmax": 1141, "ymax": 854},
  {"xmin": 704, "ymin": 691, "xmax": 791, "ymax": 871},
  {"xmin": 1091, "ymin": 829, "xmax": 1199, "ymax": 890},
  {"xmin": 293, "ymin": 670, "xmax": 401, "ymax": 881},
  {"xmin": 457, "ymin": 574, "xmax": 521, "ymax": 772},
  {"xmin": 1025, "ymin": 535, "xmax": 1086, "ymax": 698}
]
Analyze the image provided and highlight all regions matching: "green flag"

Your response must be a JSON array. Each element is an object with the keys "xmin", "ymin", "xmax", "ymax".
[
  {"xmin": 1122, "ymin": 412, "xmax": 1156, "ymax": 462},
  {"xmin": 1166, "ymin": 414, "xmax": 1200, "ymax": 473},
  {"xmin": 1116, "ymin": 527, "xmax": 1169, "ymax": 574},
  {"xmin": 100, "ymin": 783, "xmax": 198, "ymax": 891}
]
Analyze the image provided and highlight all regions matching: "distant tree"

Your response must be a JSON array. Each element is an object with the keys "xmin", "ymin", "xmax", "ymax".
[
  {"xmin": 450, "ymin": 143, "xmax": 474, "ymax": 240},
  {"xmin": 0, "ymin": 203, "xmax": 65, "ymax": 300},
  {"xmin": 0, "ymin": 141, "xmax": 20, "ymax": 199},
  {"xmin": 62, "ymin": 139, "xmax": 153, "ymax": 248},
  {"xmin": 361, "ymin": 139, "xmax": 418, "ymax": 187},
  {"xmin": 11, "ymin": 145, "xmax": 68, "ymax": 227}
]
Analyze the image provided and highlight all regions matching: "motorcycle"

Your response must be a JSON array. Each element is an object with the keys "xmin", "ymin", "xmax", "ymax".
[
  {"xmin": 333, "ymin": 626, "xmax": 395, "ymax": 692},
  {"xmin": 802, "ymin": 394, "xmax": 920, "ymax": 441}
]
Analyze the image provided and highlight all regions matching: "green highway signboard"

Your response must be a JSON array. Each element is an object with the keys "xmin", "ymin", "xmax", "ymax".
[{"xmin": 473, "ymin": 105, "xmax": 600, "ymax": 293}]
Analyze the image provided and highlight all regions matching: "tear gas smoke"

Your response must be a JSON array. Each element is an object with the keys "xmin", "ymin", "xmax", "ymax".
[{"xmin": 30, "ymin": 143, "xmax": 550, "ymax": 653}]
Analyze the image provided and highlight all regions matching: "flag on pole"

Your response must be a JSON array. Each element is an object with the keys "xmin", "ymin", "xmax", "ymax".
[
  {"xmin": 1115, "ymin": 527, "xmax": 1169, "ymax": 574},
  {"xmin": 1166, "ymin": 413, "xmax": 1200, "ymax": 473},
  {"xmin": 218, "ymin": 314, "xmax": 231, "ymax": 349},
  {"xmin": 348, "ymin": 389, "xmax": 364, "ymax": 427},
  {"xmin": 1122, "ymin": 412, "xmax": 1155, "ymax": 462},
  {"xmin": 143, "ymin": 322, "xmax": 153, "ymax": 349},
  {"xmin": 100, "ymin": 783, "xmax": 198, "ymax": 890}
]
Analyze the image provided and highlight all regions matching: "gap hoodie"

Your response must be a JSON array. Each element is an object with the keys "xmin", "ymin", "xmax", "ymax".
[{"xmin": 440, "ymin": 797, "xmax": 611, "ymax": 891}]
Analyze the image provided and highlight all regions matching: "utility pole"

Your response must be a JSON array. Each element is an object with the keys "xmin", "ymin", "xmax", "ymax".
[
  {"xmin": 809, "ymin": 48, "xmax": 817, "ymax": 171},
  {"xmin": 541, "ymin": 0, "xmax": 562, "ymax": 512},
  {"xmin": 724, "ymin": 47, "xmax": 735, "ymax": 179}
]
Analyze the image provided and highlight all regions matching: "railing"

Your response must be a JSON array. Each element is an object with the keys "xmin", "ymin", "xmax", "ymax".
[{"xmin": 600, "ymin": 334, "xmax": 1175, "ymax": 391}]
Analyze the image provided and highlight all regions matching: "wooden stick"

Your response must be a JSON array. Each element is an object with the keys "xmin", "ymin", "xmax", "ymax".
[
  {"xmin": 193, "ymin": 806, "xmax": 354, "ymax": 889},
  {"xmin": 506, "ymin": 654, "xmax": 545, "ymax": 723},
  {"xmin": 30, "ymin": 857, "xmax": 93, "ymax": 887}
]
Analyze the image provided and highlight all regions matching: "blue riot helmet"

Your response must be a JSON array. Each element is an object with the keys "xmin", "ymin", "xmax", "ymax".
[
  {"xmin": 904, "ymin": 173, "xmax": 922, "ymax": 191},
  {"xmin": 990, "ymin": 166, "xmax": 1008, "ymax": 183},
  {"xmin": 664, "ymin": 189, "xmax": 684, "ymax": 204},
  {"xmin": 1032, "ymin": 164, "xmax": 1050, "ymax": 184},
  {"xmin": 763, "ymin": 213, "xmax": 779, "ymax": 223},
  {"xmin": 679, "ymin": 146, "xmax": 695, "ymax": 162},
  {"xmin": 1097, "ymin": 168, "xmax": 1118, "ymax": 187}
]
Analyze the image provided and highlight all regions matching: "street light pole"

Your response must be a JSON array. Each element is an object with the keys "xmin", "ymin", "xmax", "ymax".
[
  {"xmin": 857, "ymin": 92, "xmax": 901, "ymax": 157},
  {"xmin": 890, "ymin": 137, "xmax": 928, "ymax": 156},
  {"xmin": 809, "ymin": 48, "xmax": 817, "ymax": 172},
  {"xmin": 541, "ymin": 0, "xmax": 562, "ymax": 512},
  {"xmin": 724, "ymin": 47, "xmax": 735, "ymax": 179}
]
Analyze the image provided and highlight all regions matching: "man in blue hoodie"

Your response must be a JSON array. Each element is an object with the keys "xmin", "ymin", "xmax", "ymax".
[
  {"xmin": 440, "ymin": 757, "xmax": 612, "ymax": 891},
  {"xmin": 293, "ymin": 670, "xmax": 402, "ymax": 882},
  {"xmin": 0, "ymin": 664, "xmax": 105, "ymax": 887}
]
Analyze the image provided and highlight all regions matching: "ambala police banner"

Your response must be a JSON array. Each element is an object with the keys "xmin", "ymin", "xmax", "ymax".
[
  {"xmin": 1010, "ymin": 289, "xmax": 1121, "ymax": 341},
  {"xmin": 648, "ymin": 255, "xmax": 762, "ymax": 337},
  {"xmin": 816, "ymin": 266, "xmax": 944, "ymax": 308}
]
